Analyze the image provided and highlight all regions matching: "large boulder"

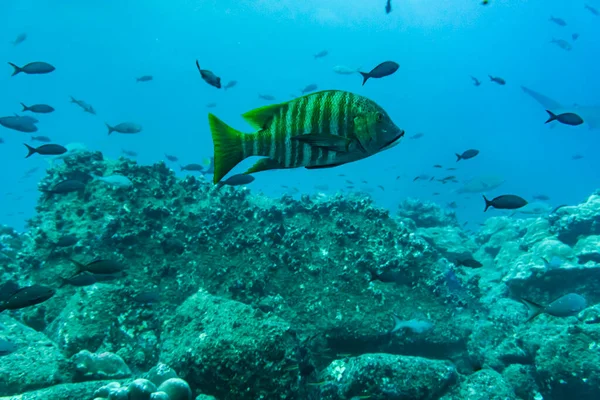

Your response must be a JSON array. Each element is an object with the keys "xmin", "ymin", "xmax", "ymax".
[
  {"xmin": 0, "ymin": 316, "xmax": 70, "ymax": 396},
  {"xmin": 316, "ymin": 353, "xmax": 457, "ymax": 399},
  {"xmin": 160, "ymin": 290, "xmax": 300, "ymax": 399}
]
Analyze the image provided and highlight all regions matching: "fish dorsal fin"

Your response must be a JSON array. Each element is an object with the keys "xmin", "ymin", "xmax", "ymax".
[{"xmin": 242, "ymin": 103, "xmax": 287, "ymax": 130}]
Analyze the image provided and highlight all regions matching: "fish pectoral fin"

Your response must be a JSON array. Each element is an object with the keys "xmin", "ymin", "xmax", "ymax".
[
  {"xmin": 245, "ymin": 158, "xmax": 284, "ymax": 174},
  {"xmin": 305, "ymin": 162, "xmax": 345, "ymax": 169},
  {"xmin": 291, "ymin": 133, "xmax": 351, "ymax": 152},
  {"xmin": 242, "ymin": 103, "xmax": 287, "ymax": 129}
]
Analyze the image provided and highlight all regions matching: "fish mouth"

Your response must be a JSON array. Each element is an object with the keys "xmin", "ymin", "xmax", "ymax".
[{"xmin": 380, "ymin": 129, "xmax": 405, "ymax": 150}]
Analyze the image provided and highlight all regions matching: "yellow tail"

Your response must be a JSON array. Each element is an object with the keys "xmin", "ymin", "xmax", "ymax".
[{"xmin": 208, "ymin": 113, "xmax": 246, "ymax": 184}]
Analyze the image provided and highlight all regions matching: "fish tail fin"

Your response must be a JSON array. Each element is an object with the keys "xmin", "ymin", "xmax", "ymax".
[
  {"xmin": 483, "ymin": 195, "xmax": 492, "ymax": 212},
  {"xmin": 520, "ymin": 298, "xmax": 544, "ymax": 322},
  {"xmin": 24, "ymin": 143, "xmax": 36, "ymax": 158},
  {"xmin": 179, "ymin": 165, "xmax": 184, "ymax": 171},
  {"xmin": 69, "ymin": 259, "xmax": 86, "ymax": 273},
  {"xmin": 58, "ymin": 277, "xmax": 68, "ymax": 288},
  {"xmin": 455, "ymin": 153, "xmax": 462, "ymax": 162},
  {"xmin": 359, "ymin": 72, "xmax": 369, "ymax": 86},
  {"xmin": 208, "ymin": 113, "xmax": 248, "ymax": 184},
  {"xmin": 20, "ymin": 103, "xmax": 29, "ymax": 112},
  {"xmin": 545, "ymin": 110, "xmax": 557, "ymax": 124},
  {"xmin": 8, "ymin": 62, "xmax": 22, "ymax": 76},
  {"xmin": 488, "ymin": 75, "xmax": 493, "ymax": 81},
  {"xmin": 105, "ymin": 122, "xmax": 114, "ymax": 135},
  {"xmin": 69, "ymin": 96, "xmax": 76, "ymax": 103}
]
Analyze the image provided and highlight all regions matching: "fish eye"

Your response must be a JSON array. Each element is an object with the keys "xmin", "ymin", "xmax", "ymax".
[{"xmin": 376, "ymin": 113, "xmax": 384, "ymax": 122}]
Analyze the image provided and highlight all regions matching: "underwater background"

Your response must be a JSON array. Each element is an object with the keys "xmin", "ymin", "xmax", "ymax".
[{"xmin": 1, "ymin": 1, "xmax": 600, "ymax": 399}]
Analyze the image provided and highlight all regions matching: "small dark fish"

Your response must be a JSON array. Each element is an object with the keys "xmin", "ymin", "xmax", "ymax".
[
  {"xmin": 70, "ymin": 96, "xmax": 96, "ymax": 114},
  {"xmin": 456, "ymin": 257, "xmax": 483, "ymax": 268},
  {"xmin": 20, "ymin": 103, "xmax": 54, "ymax": 113},
  {"xmin": 301, "ymin": 84, "xmax": 318, "ymax": 94},
  {"xmin": 55, "ymin": 234, "xmax": 79, "ymax": 248},
  {"xmin": 550, "ymin": 204, "xmax": 568, "ymax": 215},
  {"xmin": 550, "ymin": 38, "xmax": 572, "ymax": 51},
  {"xmin": 60, "ymin": 271, "xmax": 97, "ymax": 288},
  {"xmin": 0, "ymin": 116, "xmax": 37, "ymax": 133},
  {"xmin": 483, "ymin": 194, "xmax": 528, "ymax": 212},
  {"xmin": 206, "ymin": 102, "xmax": 217, "ymax": 108},
  {"xmin": 133, "ymin": 291, "xmax": 161, "ymax": 304},
  {"xmin": 71, "ymin": 259, "xmax": 125, "ymax": 274},
  {"xmin": 446, "ymin": 167, "xmax": 457, "ymax": 171},
  {"xmin": 93, "ymin": 272, "xmax": 124, "ymax": 282},
  {"xmin": 532, "ymin": 194, "xmax": 550, "ymax": 201},
  {"xmin": 521, "ymin": 293, "xmax": 586, "ymax": 322},
  {"xmin": 359, "ymin": 61, "xmax": 399, "ymax": 85},
  {"xmin": 489, "ymin": 75, "xmax": 506, "ymax": 85},
  {"xmin": 470, "ymin": 76, "xmax": 481, "ymax": 86},
  {"xmin": 438, "ymin": 175, "xmax": 456, "ymax": 183},
  {"xmin": 0, "ymin": 339, "xmax": 17, "ymax": 356},
  {"xmin": 549, "ymin": 16, "xmax": 567, "ymax": 26},
  {"xmin": 572, "ymin": 33, "xmax": 580, "ymax": 41},
  {"xmin": 122, "ymin": 149, "xmax": 138, "ymax": 157},
  {"xmin": 195, "ymin": 60, "xmax": 221, "ymax": 89},
  {"xmin": 571, "ymin": 154, "xmax": 583, "ymax": 160},
  {"xmin": 42, "ymin": 179, "xmax": 85, "ymax": 194},
  {"xmin": 0, "ymin": 138, "xmax": 4, "ymax": 144},
  {"xmin": 585, "ymin": 4, "xmax": 599, "ymax": 16},
  {"xmin": 14, "ymin": 114, "xmax": 38, "ymax": 124},
  {"xmin": 216, "ymin": 174, "xmax": 255, "ymax": 189},
  {"xmin": 0, "ymin": 284, "xmax": 55, "ymax": 312},
  {"xmin": 385, "ymin": 0, "xmax": 392, "ymax": 14},
  {"xmin": 106, "ymin": 122, "xmax": 142, "ymax": 135},
  {"xmin": 223, "ymin": 80, "xmax": 237, "ymax": 90},
  {"xmin": 545, "ymin": 110, "xmax": 583, "ymax": 126},
  {"xmin": 136, "ymin": 75, "xmax": 153, "ymax": 82},
  {"xmin": 432, "ymin": 192, "xmax": 440, "ymax": 196},
  {"xmin": 180, "ymin": 163, "xmax": 204, "ymax": 172},
  {"xmin": 24, "ymin": 143, "xmax": 67, "ymax": 158},
  {"xmin": 12, "ymin": 33, "xmax": 27, "ymax": 46},
  {"xmin": 577, "ymin": 252, "xmax": 600, "ymax": 264},
  {"xmin": 31, "ymin": 136, "xmax": 51, "ymax": 143},
  {"xmin": 8, "ymin": 61, "xmax": 55, "ymax": 76},
  {"xmin": 165, "ymin": 154, "xmax": 179, "ymax": 162},
  {"xmin": 456, "ymin": 149, "xmax": 479, "ymax": 161},
  {"xmin": 377, "ymin": 185, "xmax": 385, "ymax": 191},
  {"xmin": 314, "ymin": 50, "xmax": 328, "ymax": 59},
  {"xmin": 447, "ymin": 201, "xmax": 458, "ymax": 209},
  {"xmin": 259, "ymin": 94, "xmax": 276, "ymax": 101},
  {"xmin": 409, "ymin": 133, "xmax": 424, "ymax": 139},
  {"xmin": 433, "ymin": 164, "xmax": 442, "ymax": 168}
]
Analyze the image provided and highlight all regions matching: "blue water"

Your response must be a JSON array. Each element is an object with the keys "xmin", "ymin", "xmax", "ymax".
[{"xmin": 2, "ymin": 0, "xmax": 599, "ymax": 231}]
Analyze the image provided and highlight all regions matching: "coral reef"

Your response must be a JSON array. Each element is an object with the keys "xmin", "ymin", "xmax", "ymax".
[{"xmin": 1, "ymin": 152, "xmax": 600, "ymax": 399}]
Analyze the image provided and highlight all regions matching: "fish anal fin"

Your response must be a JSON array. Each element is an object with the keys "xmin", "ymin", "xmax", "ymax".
[
  {"xmin": 245, "ymin": 158, "xmax": 285, "ymax": 174},
  {"xmin": 305, "ymin": 162, "xmax": 345, "ymax": 169},
  {"xmin": 242, "ymin": 103, "xmax": 287, "ymax": 129}
]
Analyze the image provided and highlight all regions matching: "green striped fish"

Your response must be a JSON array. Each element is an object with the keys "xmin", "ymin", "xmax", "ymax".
[{"xmin": 208, "ymin": 90, "xmax": 404, "ymax": 184}]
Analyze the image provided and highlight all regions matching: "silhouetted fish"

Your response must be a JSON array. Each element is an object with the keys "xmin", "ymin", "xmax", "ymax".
[
  {"xmin": 196, "ymin": 60, "xmax": 221, "ymax": 88},
  {"xmin": 359, "ymin": 61, "xmax": 399, "ymax": 85},
  {"xmin": 8, "ymin": 61, "xmax": 55, "ymax": 76}
]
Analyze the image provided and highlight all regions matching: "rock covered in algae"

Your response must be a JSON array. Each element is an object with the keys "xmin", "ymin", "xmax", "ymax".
[
  {"xmin": 441, "ymin": 369, "xmax": 516, "ymax": 400},
  {"xmin": 316, "ymin": 353, "xmax": 457, "ymax": 399},
  {"xmin": 0, "ymin": 316, "xmax": 70, "ymax": 396},
  {"xmin": 550, "ymin": 193, "xmax": 600, "ymax": 245},
  {"xmin": 0, "ymin": 380, "xmax": 115, "ymax": 400},
  {"xmin": 160, "ymin": 290, "xmax": 299, "ymax": 399},
  {"xmin": 72, "ymin": 349, "xmax": 131, "ymax": 380}
]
